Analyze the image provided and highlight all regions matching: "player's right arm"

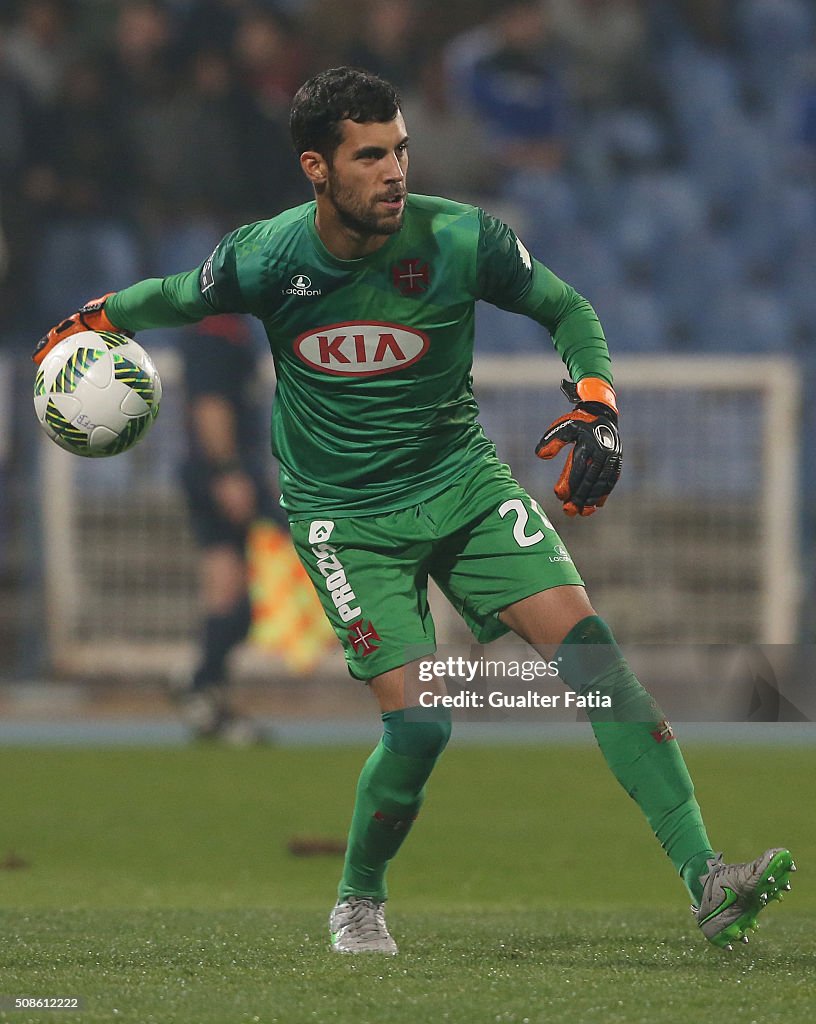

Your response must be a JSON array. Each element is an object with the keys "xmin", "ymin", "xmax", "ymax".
[
  {"xmin": 33, "ymin": 229, "xmax": 248, "ymax": 364},
  {"xmin": 474, "ymin": 210, "xmax": 622, "ymax": 516}
]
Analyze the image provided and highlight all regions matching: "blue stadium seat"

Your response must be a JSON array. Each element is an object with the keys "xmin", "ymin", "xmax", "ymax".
[
  {"xmin": 737, "ymin": 0, "xmax": 814, "ymax": 109},
  {"xmin": 538, "ymin": 228, "xmax": 623, "ymax": 298},
  {"xmin": 34, "ymin": 221, "xmax": 141, "ymax": 328},
  {"xmin": 662, "ymin": 42, "xmax": 742, "ymax": 137},
  {"xmin": 151, "ymin": 218, "xmax": 222, "ymax": 278},
  {"xmin": 610, "ymin": 171, "xmax": 706, "ymax": 270},
  {"xmin": 682, "ymin": 109, "xmax": 778, "ymax": 220},
  {"xmin": 692, "ymin": 287, "xmax": 796, "ymax": 353},
  {"xmin": 475, "ymin": 301, "xmax": 547, "ymax": 353},
  {"xmin": 591, "ymin": 285, "xmax": 670, "ymax": 353},
  {"xmin": 653, "ymin": 228, "xmax": 746, "ymax": 332},
  {"xmin": 733, "ymin": 182, "xmax": 816, "ymax": 282},
  {"xmin": 782, "ymin": 237, "xmax": 816, "ymax": 335},
  {"xmin": 572, "ymin": 110, "xmax": 668, "ymax": 187},
  {"xmin": 501, "ymin": 171, "xmax": 582, "ymax": 252}
]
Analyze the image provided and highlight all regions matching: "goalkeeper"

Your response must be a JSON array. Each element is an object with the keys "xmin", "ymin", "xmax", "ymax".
[{"xmin": 35, "ymin": 67, "xmax": 794, "ymax": 955}]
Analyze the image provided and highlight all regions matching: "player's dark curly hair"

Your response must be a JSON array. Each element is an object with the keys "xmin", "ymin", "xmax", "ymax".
[{"xmin": 289, "ymin": 67, "xmax": 400, "ymax": 161}]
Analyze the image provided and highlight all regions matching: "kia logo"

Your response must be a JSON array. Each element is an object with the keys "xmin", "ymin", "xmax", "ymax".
[{"xmin": 294, "ymin": 321, "xmax": 430, "ymax": 377}]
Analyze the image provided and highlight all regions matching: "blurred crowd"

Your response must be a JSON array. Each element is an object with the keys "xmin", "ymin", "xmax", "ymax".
[
  {"xmin": 2, "ymin": 0, "xmax": 816, "ymax": 669},
  {"xmin": 1, "ymin": 0, "xmax": 815, "ymax": 354}
]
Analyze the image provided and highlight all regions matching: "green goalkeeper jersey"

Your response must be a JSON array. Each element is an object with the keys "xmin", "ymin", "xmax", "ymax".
[{"xmin": 107, "ymin": 194, "xmax": 612, "ymax": 519}]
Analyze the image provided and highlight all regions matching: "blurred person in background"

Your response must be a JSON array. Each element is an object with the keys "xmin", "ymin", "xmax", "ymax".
[
  {"xmin": 130, "ymin": 45, "xmax": 248, "ymax": 222},
  {"xmin": 549, "ymin": 0, "xmax": 655, "ymax": 113},
  {"xmin": 0, "ymin": 19, "xmax": 43, "ymax": 669},
  {"xmin": 2, "ymin": 0, "xmax": 76, "ymax": 106},
  {"xmin": 4, "ymin": 0, "xmax": 84, "ymax": 328},
  {"xmin": 793, "ymin": 59, "xmax": 816, "ymax": 171},
  {"xmin": 684, "ymin": 0, "xmax": 739, "ymax": 49},
  {"xmin": 450, "ymin": 0, "xmax": 569, "ymax": 177},
  {"xmin": 174, "ymin": 314, "xmax": 287, "ymax": 744},
  {"xmin": 110, "ymin": 0, "xmax": 175, "ymax": 89},
  {"xmin": 344, "ymin": 0, "xmax": 423, "ymax": 93},
  {"xmin": 445, "ymin": 0, "xmax": 577, "ymax": 255},
  {"xmin": 226, "ymin": 4, "xmax": 311, "ymax": 218},
  {"xmin": 22, "ymin": 53, "xmax": 139, "ymax": 329},
  {"xmin": 231, "ymin": 5, "xmax": 306, "ymax": 117},
  {"xmin": 398, "ymin": 50, "xmax": 500, "ymax": 204},
  {"xmin": 229, "ymin": 6, "xmax": 311, "ymax": 217},
  {"xmin": 0, "ymin": 41, "xmax": 36, "ymax": 333},
  {"xmin": 108, "ymin": 0, "xmax": 179, "ymax": 224},
  {"xmin": 172, "ymin": 0, "xmax": 247, "ymax": 59},
  {"xmin": 24, "ymin": 56, "xmax": 130, "ymax": 223}
]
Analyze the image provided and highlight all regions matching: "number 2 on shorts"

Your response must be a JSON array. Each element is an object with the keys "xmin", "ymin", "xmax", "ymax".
[{"xmin": 498, "ymin": 497, "xmax": 554, "ymax": 548}]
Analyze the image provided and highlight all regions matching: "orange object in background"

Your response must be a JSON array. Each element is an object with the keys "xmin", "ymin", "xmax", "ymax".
[{"xmin": 247, "ymin": 521, "xmax": 334, "ymax": 672}]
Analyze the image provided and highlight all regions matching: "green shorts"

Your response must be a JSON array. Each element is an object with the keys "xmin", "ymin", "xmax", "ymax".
[{"xmin": 290, "ymin": 458, "xmax": 584, "ymax": 680}]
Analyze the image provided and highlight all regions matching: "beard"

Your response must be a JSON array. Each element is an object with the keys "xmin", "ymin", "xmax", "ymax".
[{"xmin": 327, "ymin": 177, "xmax": 405, "ymax": 237}]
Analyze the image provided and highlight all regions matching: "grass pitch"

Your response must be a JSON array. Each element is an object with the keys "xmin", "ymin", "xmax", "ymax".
[{"xmin": 0, "ymin": 742, "xmax": 813, "ymax": 1024}]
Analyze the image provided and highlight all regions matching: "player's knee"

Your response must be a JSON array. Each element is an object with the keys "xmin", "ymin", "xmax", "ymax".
[
  {"xmin": 555, "ymin": 614, "xmax": 625, "ymax": 695},
  {"xmin": 411, "ymin": 714, "xmax": 452, "ymax": 759},
  {"xmin": 382, "ymin": 707, "xmax": 452, "ymax": 760},
  {"xmin": 557, "ymin": 614, "xmax": 671, "ymax": 727},
  {"xmin": 557, "ymin": 613, "xmax": 617, "ymax": 650}
]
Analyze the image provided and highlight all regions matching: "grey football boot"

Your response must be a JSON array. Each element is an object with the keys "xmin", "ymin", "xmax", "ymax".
[
  {"xmin": 329, "ymin": 897, "xmax": 398, "ymax": 954},
  {"xmin": 694, "ymin": 848, "xmax": 796, "ymax": 949}
]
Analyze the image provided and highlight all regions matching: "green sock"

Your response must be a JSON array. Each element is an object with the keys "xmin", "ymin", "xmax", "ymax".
[
  {"xmin": 338, "ymin": 707, "xmax": 451, "ymax": 902},
  {"xmin": 558, "ymin": 616, "xmax": 715, "ymax": 904}
]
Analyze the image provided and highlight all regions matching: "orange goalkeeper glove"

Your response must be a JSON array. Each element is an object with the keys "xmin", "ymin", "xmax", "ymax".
[
  {"xmin": 536, "ymin": 377, "xmax": 622, "ymax": 517},
  {"xmin": 32, "ymin": 293, "xmax": 131, "ymax": 365}
]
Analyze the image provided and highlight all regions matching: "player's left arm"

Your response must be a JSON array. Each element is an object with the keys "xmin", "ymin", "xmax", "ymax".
[
  {"xmin": 32, "ymin": 275, "xmax": 213, "ymax": 365},
  {"xmin": 107, "ymin": 229, "xmax": 251, "ymax": 332},
  {"xmin": 476, "ymin": 211, "xmax": 622, "ymax": 516}
]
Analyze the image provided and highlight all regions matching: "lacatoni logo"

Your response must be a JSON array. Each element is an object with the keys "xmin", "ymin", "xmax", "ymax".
[
  {"xmin": 294, "ymin": 321, "xmax": 430, "ymax": 377},
  {"xmin": 284, "ymin": 273, "xmax": 321, "ymax": 297},
  {"xmin": 311, "ymin": 540, "xmax": 361, "ymax": 623}
]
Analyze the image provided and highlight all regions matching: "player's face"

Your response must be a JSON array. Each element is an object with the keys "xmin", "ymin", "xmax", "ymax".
[{"xmin": 326, "ymin": 114, "xmax": 409, "ymax": 237}]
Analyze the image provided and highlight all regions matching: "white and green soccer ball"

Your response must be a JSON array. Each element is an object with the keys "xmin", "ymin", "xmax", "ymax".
[{"xmin": 34, "ymin": 330, "xmax": 162, "ymax": 457}]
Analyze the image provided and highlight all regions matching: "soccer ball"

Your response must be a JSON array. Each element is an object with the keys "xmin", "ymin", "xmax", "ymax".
[{"xmin": 34, "ymin": 330, "xmax": 162, "ymax": 457}]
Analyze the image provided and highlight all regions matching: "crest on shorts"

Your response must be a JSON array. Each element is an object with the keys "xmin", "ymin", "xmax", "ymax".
[
  {"xmin": 348, "ymin": 619, "xmax": 381, "ymax": 656},
  {"xmin": 651, "ymin": 719, "xmax": 676, "ymax": 743}
]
